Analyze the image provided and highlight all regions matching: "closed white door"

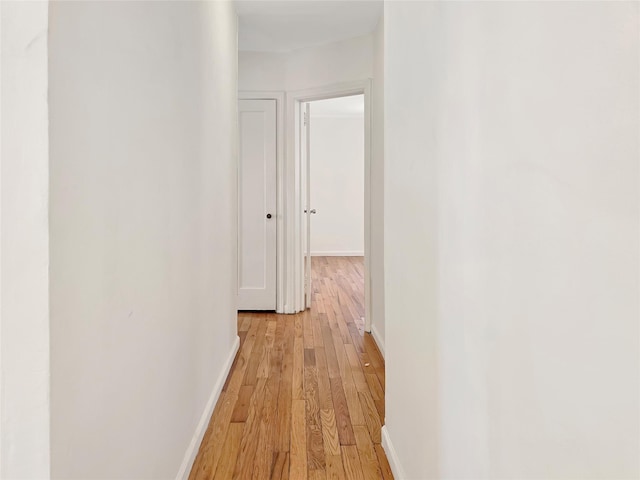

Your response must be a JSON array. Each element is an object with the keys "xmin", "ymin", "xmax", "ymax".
[{"xmin": 238, "ymin": 99, "xmax": 277, "ymax": 310}]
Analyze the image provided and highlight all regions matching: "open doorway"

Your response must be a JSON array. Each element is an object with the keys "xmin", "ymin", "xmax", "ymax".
[
  {"xmin": 302, "ymin": 95, "xmax": 366, "ymax": 333},
  {"xmin": 288, "ymin": 80, "xmax": 372, "ymax": 330}
]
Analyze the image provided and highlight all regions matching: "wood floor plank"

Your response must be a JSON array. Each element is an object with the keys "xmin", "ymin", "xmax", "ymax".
[
  {"xmin": 375, "ymin": 444, "xmax": 394, "ymax": 480},
  {"xmin": 290, "ymin": 399, "xmax": 308, "ymax": 480},
  {"xmin": 233, "ymin": 377, "xmax": 268, "ymax": 479},
  {"xmin": 315, "ymin": 293, "xmax": 326, "ymax": 314},
  {"xmin": 295, "ymin": 315, "xmax": 303, "ymax": 338},
  {"xmin": 313, "ymin": 312, "xmax": 325, "ymax": 348},
  {"xmin": 304, "ymin": 312, "xmax": 315, "ymax": 349},
  {"xmin": 304, "ymin": 363, "xmax": 325, "ymax": 471},
  {"xmin": 344, "ymin": 344, "xmax": 369, "ymax": 393},
  {"xmin": 336, "ymin": 311, "xmax": 353, "ymax": 345},
  {"xmin": 315, "ymin": 347, "xmax": 334, "ymax": 410},
  {"xmin": 320, "ymin": 409, "xmax": 341, "ymax": 456},
  {"xmin": 325, "ymin": 455, "xmax": 346, "ymax": 480},
  {"xmin": 358, "ymin": 390, "xmax": 382, "ymax": 444},
  {"xmin": 332, "ymin": 330, "xmax": 350, "ymax": 381},
  {"xmin": 226, "ymin": 319, "xmax": 260, "ymax": 396},
  {"xmin": 293, "ymin": 336, "xmax": 305, "ymax": 401},
  {"xmin": 257, "ymin": 320, "xmax": 277, "ymax": 379},
  {"xmin": 322, "ymin": 327, "xmax": 341, "ymax": 379},
  {"xmin": 329, "ymin": 377, "xmax": 356, "ymax": 446},
  {"xmin": 271, "ymin": 451, "xmax": 290, "ymax": 480},
  {"xmin": 239, "ymin": 315, "xmax": 252, "ymax": 332},
  {"xmin": 341, "ymin": 372, "xmax": 366, "ymax": 427},
  {"xmin": 309, "ymin": 470, "xmax": 327, "ymax": 480},
  {"xmin": 341, "ymin": 445, "xmax": 365, "ymax": 480},
  {"xmin": 304, "ymin": 348, "xmax": 316, "ymax": 367},
  {"xmin": 365, "ymin": 372, "xmax": 385, "ymax": 420},
  {"xmin": 353, "ymin": 425, "xmax": 382, "ymax": 479},
  {"xmin": 231, "ymin": 385, "xmax": 254, "ymax": 423},
  {"xmin": 253, "ymin": 368, "xmax": 282, "ymax": 479},
  {"xmin": 211, "ymin": 422, "xmax": 244, "ymax": 480},
  {"xmin": 276, "ymin": 317, "xmax": 294, "ymax": 452},
  {"xmin": 243, "ymin": 318, "xmax": 268, "ymax": 386},
  {"xmin": 189, "ymin": 392, "xmax": 237, "ymax": 480},
  {"xmin": 365, "ymin": 372, "xmax": 384, "ymax": 402},
  {"xmin": 364, "ymin": 334, "xmax": 386, "ymax": 386}
]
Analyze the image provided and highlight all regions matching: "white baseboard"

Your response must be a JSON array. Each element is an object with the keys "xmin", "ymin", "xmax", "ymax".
[
  {"xmin": 309, "ymin": 251, "xmax": 364, "ymax": 257},
  {"xmin": 370, "ymin": 324, "xmax": 385, "ymax": 359},
  {"xmin": 381, "ymin": 425, "xmax": 406, "ymax": 480},
  {"xmin": 175, "ymin": 335, "xmax": 240, "ymax": 480}
]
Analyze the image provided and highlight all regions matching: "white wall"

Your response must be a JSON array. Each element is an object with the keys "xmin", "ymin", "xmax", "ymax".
[
  {"xmin": 238, "ymin": 51, "xmax": 286, "ymax": 92},
  {"xmin": 285, "ymin": 34, "xmax": 374, "ymax": 92},
  {"xmin": 371, "ymin": 17, "xmax": 385, "ymax": 354},
  {"xmin": 239, "ymin": 33, "xmax": 374, "ymax": 92},
  {"xmin": 0, "ymin": 1, "xmax": 51, "ymax": 477},
  {"xmin": 384, "ymin": 2, "xmax": 639, "ymax": 479},
  {"xmin": 48, "ymin": 2, "xmax": 238, "ymax": 478},
  {"xmin": 309, "ymin": 113, "xmax": 364, "ymax": 256}
]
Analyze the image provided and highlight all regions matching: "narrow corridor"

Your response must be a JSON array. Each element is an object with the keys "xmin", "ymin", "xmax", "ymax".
[{"xmin": 189, "ymin": 257, "xmax": 392, "ymax": 479}]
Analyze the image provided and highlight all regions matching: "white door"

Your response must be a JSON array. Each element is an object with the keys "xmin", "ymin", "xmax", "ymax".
[
  {"xmin": 302, "ymin": 103, "xmax": 313, "ymax": 309},
  {"xmin": 238, "ymin": 99, "xmax": 277, "ymax": 310}
]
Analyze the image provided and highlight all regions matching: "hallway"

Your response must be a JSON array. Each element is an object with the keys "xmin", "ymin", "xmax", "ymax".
[{"xmin": 189, "ymin": 257, "xmax": 392, "ymax": 479}]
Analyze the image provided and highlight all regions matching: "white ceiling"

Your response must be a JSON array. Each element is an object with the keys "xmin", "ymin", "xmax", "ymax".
[
  {"xmin": 309, "ymin": 94, "xmax": 364, "ymax": 118},
  {"xmin": 235, "ymin": 1, "xmax": 383, "ymax": 53}
]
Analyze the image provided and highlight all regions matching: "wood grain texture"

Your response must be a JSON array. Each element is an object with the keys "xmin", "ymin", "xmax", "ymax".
[
  {"xmin": 326, "ymin": 455, "xmax": 347, "ymax": 480},
  {"xmin": 341, "ymin": 445, "xmax": 365, "ymax": 480},
  {"xmin": 271, "ymin": 452, "xmax": 290, "ymax": 480},
  {"xmin": 188, "ymin": 392, "xmax": 237, "ymax": 480},
  {"xmin": 211, "ymin": 422, "xmax": 244, "ymax": 480},
  {"xmin": 353, "ymin": 425, "xmax": 382, "ymax": 480},
  {"xmin": 290, "ymin": 399, "xmax": 308, "ymax": 479},
  {"xmin": 231, "ymin": 385, "xmax": 254, "ymax": 423},
  {"xmin": 375, "ymin": 444, "xmax": 394, "ymax": 480},
  {"xmin": 189, "ymin": 257, "xmax": 391, "ymax": 479},
  {"xmin": 320, "ymin": 409, "xmax": 341, "ymax": 456}
]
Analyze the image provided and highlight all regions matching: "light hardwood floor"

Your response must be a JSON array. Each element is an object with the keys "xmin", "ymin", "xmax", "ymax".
[{"xmin": 189, "ymin": 256, "xmax": 392, "ymax": 480}]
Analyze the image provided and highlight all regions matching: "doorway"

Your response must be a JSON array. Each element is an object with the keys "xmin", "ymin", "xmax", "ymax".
[
  {"xmin": 237, "ymin": 98, "xmax": 277, "ymax": 311},
  {"xmin": 302, "ymin": 94, "xmax": 366, "ymax": 330},
  {"xmin": 287, "ymin": 80, "xmax": 372, "ymax": 331}
]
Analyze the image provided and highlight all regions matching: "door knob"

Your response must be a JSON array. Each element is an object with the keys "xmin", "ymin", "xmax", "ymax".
[
  {"xmin": 304, "ymin": 209, "xmax": 317, "ymax": 214},
  {"xmin": 266, "ymin": 213, "xmax": 272, "ymax": 219}
]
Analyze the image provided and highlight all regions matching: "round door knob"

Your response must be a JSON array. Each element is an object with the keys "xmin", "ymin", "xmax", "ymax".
[{"xmin": 266, "ymin": 213, "xmax": 272, "ymax": 219}]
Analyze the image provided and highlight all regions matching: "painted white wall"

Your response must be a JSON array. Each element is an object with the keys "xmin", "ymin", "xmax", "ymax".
[
  {"xmin": 384, "ymin": 2, "xmax": 639, "ymax": 479},
  {"xmin": 236, "ymin": 1, "xmax": 382, "ymax": 53},
  {"xmin": 370, "ymin": 17, "xmax": 385, "ymax": 354},
  {"xmin": 48, "ymin": 2, "xmax": 238, "ymax": 478},
  {"xmin": 285, "ymin": 34, "xmax": 374, "ymax": 92},
  {"xmin": 239, "ymin": 33, "xmax": 373, "ymax": 92},
  {"xmin": 238, "ymin": 51, "xmax": 287, "ymax": 92},
  {"xmin": 309, "ymin": 110, "xmax": 364, "ymax": 256},
  {"xmin": 0, "ymin": 1, "xmax": 51, "ymax": 477}
]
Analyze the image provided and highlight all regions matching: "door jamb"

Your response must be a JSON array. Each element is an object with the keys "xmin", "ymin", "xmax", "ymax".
[
  {"xmin": 239, "ymin": 91, "xmax": 286, "ymax": 313},
  {"xmin": 285, "ymin": 79, "xmax": 373, "ymax": 332}
]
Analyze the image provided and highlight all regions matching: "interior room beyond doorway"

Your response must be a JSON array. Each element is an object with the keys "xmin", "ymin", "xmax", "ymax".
[{"xmin": 306, "ymin": 94, "xmax": 365, "ymax": 258}]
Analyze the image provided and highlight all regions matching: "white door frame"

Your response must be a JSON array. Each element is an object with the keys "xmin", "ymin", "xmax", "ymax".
[
  {"xmin": 285, "ymin": 79, "xmax": 373, "ymax": 332},
  {"xmin": 239, "ymin": 91, "xmax": 286, "ymax": 313}
]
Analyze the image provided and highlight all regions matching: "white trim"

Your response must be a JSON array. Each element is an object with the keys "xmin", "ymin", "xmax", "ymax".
[
  {"xmin": 239, "ymin": 91, "xmax": 286, "ymax": 313},
  {"xmin": 370, "ymin": 325, "xmax": 385, "ymax": 359},
  {"xmin": 381, "ymin": 426, "xmax": 406, "ymax": 480},
  {"xmin": 175, "ymin": 335, "xmax": 240, "ymax": 480},
  {"xmin": 308, "ymin": 251, "xmax": 364, "ymax": 257},
  {"xmin": 286, "ymin": 79, "xmax": 373, "ymax": 332}
]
